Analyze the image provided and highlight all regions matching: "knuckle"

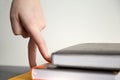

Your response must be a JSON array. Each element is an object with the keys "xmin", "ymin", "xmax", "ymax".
[
  {"xmin": 13, "ymin": 31, "xmax": 21, "ymax": 35},
  {"xmin": 12, "ymin": 27, "xmax": 22, "ymax": 35},
  {"xmin": 12, "ymin": 29, "xmax": 21, "ymax": 35},
  {"xmin": 40, "ymin": 23, "xmax": 46, "ymax": 30},
  {"xmin": 12, "ymin": 28, "xmax": 25, "ymax": 36},
  {"xmin": 13, "ymin": 32, "xmax": 19, "ymax": 35}
]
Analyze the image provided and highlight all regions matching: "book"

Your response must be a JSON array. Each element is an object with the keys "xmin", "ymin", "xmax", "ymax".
[
  {"xmin": 31, "ymin": 63, "xmax": 119, "ymax": 80},
  {"xmin": 52, "ymin": 43, "xmax": 120, "ymax": 70},
  {"xmin": 8, "ymin": 72, "xmax": 30, "ymax": 80}
]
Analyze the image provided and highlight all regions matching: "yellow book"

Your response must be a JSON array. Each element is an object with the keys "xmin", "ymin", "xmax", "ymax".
[
  {"xmin": 8, "ymin": 63, "xmax": 49, "ymax": 80},
  {"xmin": 8, "ymin": 72, "xmax": 31, "ymax": 80}
]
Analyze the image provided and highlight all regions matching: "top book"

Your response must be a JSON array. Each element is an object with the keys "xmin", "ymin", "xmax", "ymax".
[{"xmin": 52, "ymin": 43, "xmax": 120, "ymax": 70}]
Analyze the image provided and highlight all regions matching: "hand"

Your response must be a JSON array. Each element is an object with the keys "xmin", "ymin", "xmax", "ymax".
[{"xmin": 10, "ymin": 0, "xmax": 51, "ymax": 67}]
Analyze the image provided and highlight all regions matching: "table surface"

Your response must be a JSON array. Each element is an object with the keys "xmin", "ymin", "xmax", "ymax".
[{"xmin": 0, "ymin": 65, "xmax": 29, "ymax": 80}]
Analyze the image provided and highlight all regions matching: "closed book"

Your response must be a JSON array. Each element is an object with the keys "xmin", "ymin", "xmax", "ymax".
[
  {"xmin": 52, "ymin": 43, "xmax": 120, "ymax": 70},
  {"xmin": 31, "ymin": 63, "xmax": 118, "ymax": 80}
]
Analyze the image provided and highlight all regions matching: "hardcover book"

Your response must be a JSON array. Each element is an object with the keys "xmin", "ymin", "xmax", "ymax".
[
  {"xmin": 52, "ymin": 43, "xmax": 120, "ymax": 70},
  {"xmin": 31, "ymin": 63, "xmax": 119, "ymax": 80}
]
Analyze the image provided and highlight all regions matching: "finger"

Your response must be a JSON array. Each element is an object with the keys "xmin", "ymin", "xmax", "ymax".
[
  {"xmin": 19, "ymin": 14, "xmax": 51, "ymax": 62},
  {"xmin": 23, "ymin": 23, "xmax": 51, "ymax": 62},
  {"xmin": 28, "ymin": 25, "xmax": 51, "ymax": 63},
  {"xmin": 10, "ymin": 15, "xmax": 29, "ymax": 38},
  {"xmin": 28, "ymin": 37, "xmax": 37, "ymax": 68},
  {"xmin": 10, "ymin": 15, "xmax": 23, "ymax": 35}
]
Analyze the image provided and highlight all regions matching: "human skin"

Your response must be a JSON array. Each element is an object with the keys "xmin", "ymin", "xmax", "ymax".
[{"xmin": 10, "ymin": 0, "xmax": 51, "ymax": 68}]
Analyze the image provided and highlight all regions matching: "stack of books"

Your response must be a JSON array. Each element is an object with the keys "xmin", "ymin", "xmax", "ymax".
[{"xmin": 31, "ymin": 43, "xmax": 120, "ymax": 80}]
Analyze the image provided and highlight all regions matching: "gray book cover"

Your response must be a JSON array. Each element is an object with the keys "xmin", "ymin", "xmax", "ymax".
[{"xmin": 52, "ymin": 43, "xmax": 120, "ymax": 70}]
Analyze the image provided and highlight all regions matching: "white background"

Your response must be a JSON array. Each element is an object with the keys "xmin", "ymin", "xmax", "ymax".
[{"xmin": 0, "ymin": 0, "xmax": 120, "ymax": 66}]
